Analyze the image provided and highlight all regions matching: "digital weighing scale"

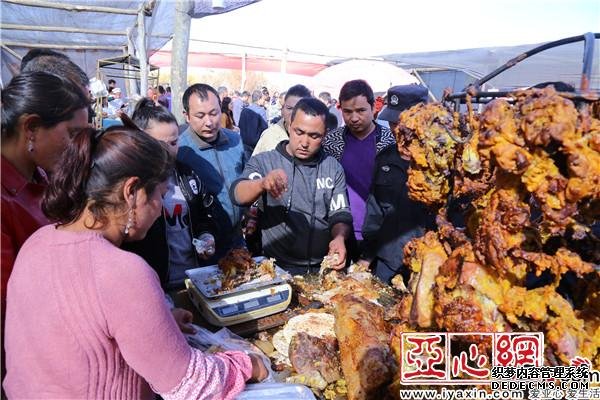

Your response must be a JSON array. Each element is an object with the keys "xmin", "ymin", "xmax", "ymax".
[{"xmin": 185, "ymin": 257, "xmax": 292, "ymax": 327}]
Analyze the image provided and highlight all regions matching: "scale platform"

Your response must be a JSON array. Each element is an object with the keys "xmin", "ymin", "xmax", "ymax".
[{"xmin": 185, "ymin": 258, "xmax": 292, "ymax": 326}]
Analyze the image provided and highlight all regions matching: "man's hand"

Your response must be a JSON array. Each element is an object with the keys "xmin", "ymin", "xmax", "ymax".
[
  {"xmin": 327, "ymin": 236, "xmax": 347, "ymax": 270},
  {"xmin": 261, "ymin": 169, "xmax": 288, "ymax": 199},
  {"xmin": 248, "ymin": 353, "xmax": 269, "ymax": 382},
  {"xmin": 171, "ymin": 308, "xmax": 196, "ymax": 334}
]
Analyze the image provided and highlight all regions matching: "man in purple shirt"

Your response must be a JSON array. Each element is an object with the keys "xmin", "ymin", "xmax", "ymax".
[{"xmin": 322, "ymin": 80, "xmax": 396, "ymax": 262}]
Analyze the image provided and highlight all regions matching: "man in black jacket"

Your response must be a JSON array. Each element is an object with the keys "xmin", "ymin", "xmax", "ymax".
[
  {"xmin": 356, "ymin": 84, "xmax": 435, "ymax": 283},
  {"xmin": 231, "ymin": 98, "xmax": 352, "ymax": 274}
]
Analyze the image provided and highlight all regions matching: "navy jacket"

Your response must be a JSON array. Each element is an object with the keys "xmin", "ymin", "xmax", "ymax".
[
  {"xmin": 361, "ymin": 145, "xmax": 436, "ymax": 283},
  {"xmin": 238, "ymin": 107, "xmax": 268, "ymax": 156}
]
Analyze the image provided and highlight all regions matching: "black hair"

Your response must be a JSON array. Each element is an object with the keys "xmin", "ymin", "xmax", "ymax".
[
  {"xmin": 326, "ymin": 112, "xmax": 338, "ymax": 131},
  {"xmin": 42, "ymin": 125, "xmax": 173, "ymax": 227},
  {"xmin": 1, "ymin": 72, "xmax": 89, "ymax": 140},
  {"xmin": 166, "ymin": 86, "xmax": 171, "ymax": 93},
  {"xmin": 131, "ymin": 98, "xmax": 178, "ymax": 130},
  {"xmin": 290, "ymin": 97, "xmax": 329, "ymax": 125},
  {"xmin": 158, "ymin": 85, "xmax": 166, "ymax": 94},
  {"xmin": 221, "ymin": 96, "xmax": 233, "ymax": 113},
  {"xmin": 182, "ymin": 83, "xmax": 220, "ymax": 113},
  {"xmin": 20, "ymin": 49, "xmax": 89, "ymax": 91},
  {"xmin": 285, "ymin": 84, "xmax": 312, "ymax": 101},
  {"xmin": 20, "ymin": 49, "xmax": 68, "ymax": 70},
  {"xmin": 108, "ymin": 79, "xmax": 116, "ymax": 85},
  {"xmin": 339, "ymin": 79, "xmax": 374, "ymax": 107}
]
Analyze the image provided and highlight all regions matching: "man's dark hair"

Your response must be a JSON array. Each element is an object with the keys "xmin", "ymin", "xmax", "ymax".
[
  {"xmin": 285, "ymin": 84, "xmax": 312, "ymax": 101},
  {"xmin": 132, "ymin": 98, "xmax": 177, "ymax": 130},
  {"xmin": 339, "ymin": 79, "xmax": 374, "ymax": 107},
  {"xmin": 291, "ymin": 97, "xmax": 329, "ymax": 126},
  {"xmin": 158, "ymin": 85, "xmax": 165, "ymax": 95},
  {"xmin": 182, "ymin": 83, "xmax": 220, "ymax": 113},
  {"xmin": 166, "ymin": 86, "xmax": 172, "ymax": 93},
  {"xmin": 326, "ymin": 112, "xmax": 338, "ymax": 131},
  {"xmin": 108, "ymin": 79, "xmax": 116, "ymax": 85},
  {"xmin": 318, "ymin": 91, "xmax": 332, "ymax": 104},
  {"xmin": 20, "ymin": 49, "xmax": 68, "ymax": 70},
  {"xmin": 241, "ymin": 91, "xmax": 251, "ymax": 98},
  {"xmin": 20, "ymin": 48, "xmax": 89, "ymax": 91}
]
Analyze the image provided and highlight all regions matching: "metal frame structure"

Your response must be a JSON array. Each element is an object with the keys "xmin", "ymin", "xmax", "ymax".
[
  {"xmin": 94, "ymin": 55, "xmax": 160, "ymax": 128},
  {"xmin": 444, "ymin": 32, "xmax": 600, "ymax": 110}
]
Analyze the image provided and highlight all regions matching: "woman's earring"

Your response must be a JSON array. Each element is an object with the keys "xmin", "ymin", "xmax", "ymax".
[
  {"xmin": 124, "ymin": 209, "xmax": 135, "ymax": 236},
  {"xmin": 27, "ymin": 139, "xmax": 34, "ymax": 152}
]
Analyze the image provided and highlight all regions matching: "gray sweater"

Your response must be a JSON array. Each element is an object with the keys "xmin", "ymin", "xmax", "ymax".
[{"xmin": 231, "ymin": 141, "xmax": 353, "ymax": 271}]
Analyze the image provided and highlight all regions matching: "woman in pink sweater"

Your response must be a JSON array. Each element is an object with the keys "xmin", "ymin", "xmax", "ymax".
[{"xmin": 3, "ymin": 125, "xmax": 267, "ymax": 399}]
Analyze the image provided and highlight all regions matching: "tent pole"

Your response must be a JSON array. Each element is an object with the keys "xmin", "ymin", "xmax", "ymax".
[
  {"xmin": 241, "ymin": 52, "xmax": 247, "ymax": 92},
  {"xmin": 0, "ymin": 23, "xmax": 126, "ymax": 36},
  {"xmin": 137, "ymin": 3, "xmax": 149, "ymax": 98},
  {"xmin": 3, "ymin": 0, "xmax": 138, "ymax": 14},
  {"xmin": 280, "ymin": 47, "xmax": 288, "ymax": 90},
  {"xmin": 126, "ymin": 27, "xmax": 139, "ymax": 97},
  {"xmin": 1, "ymin": 44, "xmax": 22, "ymax": 60},
  {"xmin": 171, "ymin": 0, "xmax": 192, "ymax": 125},
  {"xmin": 2, "ymin": 41, "xmax": 122, "ymax": 50}
]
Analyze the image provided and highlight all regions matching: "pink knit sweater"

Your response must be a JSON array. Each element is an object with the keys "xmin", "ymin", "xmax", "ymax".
[{"xmin": 3, "ymin": 225, "xmax": 252, "ymax": 399}]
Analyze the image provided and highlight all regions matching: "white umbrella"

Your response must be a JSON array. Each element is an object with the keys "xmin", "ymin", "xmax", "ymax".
[{"xmin": 311, "ymin": 59, "xmax": 418, "ymax": 97}]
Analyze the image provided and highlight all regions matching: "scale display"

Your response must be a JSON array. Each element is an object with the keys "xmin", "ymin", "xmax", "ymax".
[
  {"xmin": 214, "ymin": 290, "xmax": 290, "ymax": 317},
  {"xmin": 185, "ymin": 278, "xmax": 293, "ymax": 326}
]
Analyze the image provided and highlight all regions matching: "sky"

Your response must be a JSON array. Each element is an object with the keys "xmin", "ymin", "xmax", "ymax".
[{"xmin": 186, "ymin": 0, "xmax": 600, "ymax": 60}]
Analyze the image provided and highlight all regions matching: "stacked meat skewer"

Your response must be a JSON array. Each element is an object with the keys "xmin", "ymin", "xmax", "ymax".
[{"xmin": 392, "ymin": 87, "xmax": 600, "ymax": 372}]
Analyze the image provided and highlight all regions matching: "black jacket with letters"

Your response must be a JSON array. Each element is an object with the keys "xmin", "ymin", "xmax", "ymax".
[{"xmin": 123, "ymin": 160, "xmax": 215, "ymax": 290}]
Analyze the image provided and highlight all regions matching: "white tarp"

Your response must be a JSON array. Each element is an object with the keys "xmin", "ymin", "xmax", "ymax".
[
  {"xmin": 0, "ymin": 0, "xmax": 259, "ymax": 87},
  {"xmin": 380, "ymin": 36, "xmax": 600, "ymax": 92},
  {"xmin": 311, "ymin": 60, "xmax": 418, "ymax": 96}
]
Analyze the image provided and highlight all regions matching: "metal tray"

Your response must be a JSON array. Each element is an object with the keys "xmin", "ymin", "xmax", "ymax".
[{"xmin": 185, "ymin": 257, "xmax": 290, "ymax": 299}]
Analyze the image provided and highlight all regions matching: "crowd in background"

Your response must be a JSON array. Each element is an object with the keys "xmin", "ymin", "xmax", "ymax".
[{"xmin": 1, "ymin": 47, "xmax": 431, "ymax": 399}]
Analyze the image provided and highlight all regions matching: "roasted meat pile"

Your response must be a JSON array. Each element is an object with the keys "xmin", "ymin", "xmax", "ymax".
[
  {"xmin": 396, "ymin": 103, "xmax": 458, "ymax": 206},
  {"xmin": 390, "ymin": 87, "xmax": 600, "ymax": 372},
  {"xmin": 217, "ymin": 248, "xmax": 275, "ymax": 290},
  {"xmin": 289, "ymin": 332, "xmax": 342, "ymax": 385},
  {"xmin": 334, "ymin": 294, "xmax": 396, "ymax": 400}
]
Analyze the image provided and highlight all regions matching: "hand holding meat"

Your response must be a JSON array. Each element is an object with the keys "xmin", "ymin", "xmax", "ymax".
[
  {"xmin": 261, "ymin": 169, "xmax": 288, "ymax": 199},
  {"xmin": 327, "ymin": 236, "xmax": 347, "ymax": 270}
]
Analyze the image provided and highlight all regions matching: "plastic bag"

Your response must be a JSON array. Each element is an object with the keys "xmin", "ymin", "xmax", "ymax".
[
  {"xmin": 185, "ymin": 325, "xmax": 275, "ymax": 383},
  {"xmin": 192, "ymin": 233, "xmax": 215, "ymax": 256},
  {"xmin": 235, "ymin": 383, "xmax": 316, "ymax": 400}
]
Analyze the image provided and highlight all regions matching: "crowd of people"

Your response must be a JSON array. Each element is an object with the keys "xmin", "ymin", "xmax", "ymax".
[{"xmin": 1, "ymin": 48, "xmax": 432, "ymax": 399}]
